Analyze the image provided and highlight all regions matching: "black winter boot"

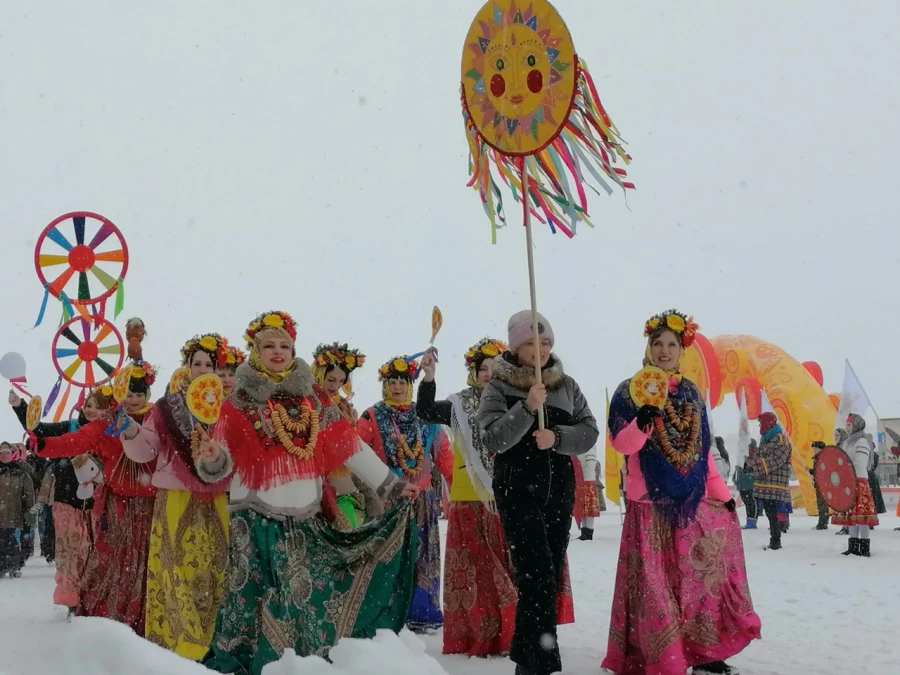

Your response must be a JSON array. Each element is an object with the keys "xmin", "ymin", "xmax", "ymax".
[
  {"xmin": 693, "ymin": 661, "xmax": 740, "ymax": 674},
  {"xmin": 578, "ymin": 527, "xmax": 594, "ymax": 541},
  {"xmin": 859, "ymin": 539, "xmax": 871, "ymax": 557},
  {"xmin": 836, "ymin": 526, "xmax": 849, "ymax": 535},
  {"xmin": 841, "ymin": 537, "xmax": 860, "ymax": 556}
]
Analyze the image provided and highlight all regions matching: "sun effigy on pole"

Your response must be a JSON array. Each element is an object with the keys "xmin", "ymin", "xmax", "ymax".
[{"xmin": 460, "ymin": 0, "xmax": 635, "ymax": 426}]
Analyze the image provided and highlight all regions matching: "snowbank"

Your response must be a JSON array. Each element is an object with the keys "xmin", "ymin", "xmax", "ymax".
[
  {"xmin": 263, "ymin": 630, "xmax": 448, "ymax": 675},
  {"xmin": 49, "ymin": 620, "xmax": 446, "ymax": 675}
]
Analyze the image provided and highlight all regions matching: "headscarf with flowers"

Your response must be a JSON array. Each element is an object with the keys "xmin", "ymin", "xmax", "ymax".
[
  {"xmin": 378, "ymin": 356, "xmax": 420, "ymax": 406},
  {"xmin": 128, "ymin": 360, "xmax": 158, "ymax": 396},
  {"xmin": 464, "ymin": 337, "xmax": 507, "ymax": 388},
  {"xmin": 244, "ymin": 311, "xmax": 298, "ymax": 383},
  {"xmin": 222, "ymin": 343, "xmax": 246, "ymax": 371}
]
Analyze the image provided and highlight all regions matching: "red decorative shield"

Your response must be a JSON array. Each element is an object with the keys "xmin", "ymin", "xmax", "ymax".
[{"xmin": 814, "ymin": 445, "xmax": 857, "ymax": 513}]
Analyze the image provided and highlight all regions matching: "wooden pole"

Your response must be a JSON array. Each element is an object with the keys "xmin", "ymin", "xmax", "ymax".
[{"xmin": 521, "ymin": 158, "xmax": 545, "ymax": 430}]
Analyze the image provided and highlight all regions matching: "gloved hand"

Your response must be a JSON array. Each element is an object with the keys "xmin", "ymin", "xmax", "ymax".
[
  {"xmin": 724, "ymin": 499, "xmax": 736, "ymax": 512},
  {"xmin": 29, "ymin": 503, "xmax": 44, "ymax": 517},
  {"xmin": 636, "ymin": 405, "xmax": 661, "ymax": 432},
  {"xmin": 811, "ymin": 441, "xmax": 826, "ymax": 450}
]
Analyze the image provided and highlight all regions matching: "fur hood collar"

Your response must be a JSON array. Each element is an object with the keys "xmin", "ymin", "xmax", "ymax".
[
  {"xmin": 235, "ymin": 358, "xmax": 315, "ymax": 404},
  {"xmin": 492, "ymin": 352, "xmax": 565, "ymax": 391}
]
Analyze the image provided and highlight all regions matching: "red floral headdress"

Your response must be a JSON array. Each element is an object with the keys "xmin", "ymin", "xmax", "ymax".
[
  {"xmin": 223, "ymin": 342, "xmax": 246, "ymax": 368},
  {"xmin": 244, "ymin": 311, "xmax": 297, "ymax": 345},
  {"xmin": 644, "ymin": 309, "xmax": 699, "ymax": 348},
  {"xmin": 130, "ymin": 361, "xmax": 158, "ymax": 387},
  {"xmin": 180, "ymin": 333, "xmax": 229, "ymax": 368},
  {"xmin": 378, "ymin": 356, "xmax": 420, "ymax": 382},
  {"xmin": 313, "ymin": 343, "xmax": 365, "ymax": 374},
  {"xmin": 464, "ymin": 337, "xmax": 507, "ymax": 368}
]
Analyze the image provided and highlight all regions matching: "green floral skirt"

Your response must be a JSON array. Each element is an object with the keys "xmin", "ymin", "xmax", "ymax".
[{"xmin": 204, "ymin": 500, "xmax": 418, "ymax": 675}]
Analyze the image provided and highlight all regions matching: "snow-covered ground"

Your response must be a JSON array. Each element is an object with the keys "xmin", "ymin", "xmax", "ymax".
[{"xmin": 1, "ymin": 509, "xmax": 898, "ymax": 674}]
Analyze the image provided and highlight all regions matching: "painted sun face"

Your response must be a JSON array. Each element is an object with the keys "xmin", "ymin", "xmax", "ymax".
[
  {"xmin": 461, "ymin": 0, "xmax": 577, "ymax": 154},
  {"xmin": 484, "ymin": 25, "xmax": 549, "ymax": 119}
]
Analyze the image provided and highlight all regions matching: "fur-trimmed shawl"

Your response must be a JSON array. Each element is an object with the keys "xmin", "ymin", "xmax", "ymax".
[
  {"xmin": 235, "ymin": 358, "xmax": 315, "ymax": 404},
  {"xmin": 491, "ymin": 352, "xmax": 566, "ymax": 391}
]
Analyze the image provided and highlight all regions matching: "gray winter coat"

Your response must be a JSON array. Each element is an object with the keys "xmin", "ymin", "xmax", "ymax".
[{"xmin": 479, "ymin": 353, "xmax": 598, "ymax": 457}]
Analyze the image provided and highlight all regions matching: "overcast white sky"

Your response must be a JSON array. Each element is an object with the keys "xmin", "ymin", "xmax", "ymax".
[{"xmin": 1, "ymin": 1, "xmax": 898, "ymax": 442}]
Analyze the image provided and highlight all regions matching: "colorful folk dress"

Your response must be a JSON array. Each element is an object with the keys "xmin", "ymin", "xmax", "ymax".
[
  {"xmin": 39, "ymin": 416, "xmax": 156, "ymax": 632},
  {"xmin": 357, "ymin": 400, "xmax": 452, "ymax": 632},
  {"xmin": 604, "ymin": 376, "xmax": 761, "ymax": 675},
  {"xmin": 122, "ymin": 390, "xmax": 233, "ymax": 660},
  {"xmin": 202, "ymin": 360, "xmax": 418, "ymax": 675}
]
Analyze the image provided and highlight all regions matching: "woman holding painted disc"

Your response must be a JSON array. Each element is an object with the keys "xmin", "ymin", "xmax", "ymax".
[
  {"xmin": 199, "ymin": 311, "xmax": 420, "ymax": 675},
  {"xmin": 119, "ymin": 334, "xmax": 234, "ymax": 659},
  {"xmin": 604, "ymin": 309, "xmax": 760, "ymax": 675}
]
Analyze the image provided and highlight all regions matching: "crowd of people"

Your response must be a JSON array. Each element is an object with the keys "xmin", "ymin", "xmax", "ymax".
[{"xmin": 2, "ymin": 305, "xmax": 884, "ymax": 675}]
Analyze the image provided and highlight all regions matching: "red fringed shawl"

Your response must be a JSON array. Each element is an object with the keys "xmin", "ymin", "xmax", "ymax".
[{"xmin": 213, "ymin": 387, "xmax": 359, "ymax": 492}]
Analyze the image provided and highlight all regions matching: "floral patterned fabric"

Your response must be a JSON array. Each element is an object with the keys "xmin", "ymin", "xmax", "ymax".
[
  {"xmin": 204, "ymin": 501, "xmax": 418, "ymax": 675},
  {"xmin": 78, "ymin": 487, "xmax": 154, "ymax": 631},
  {"xmin": 50, "ymin": 502, "xmax": 91, "ymax": 607},
  {"xmin": 405, "ymin": 487, "xmax": 443, "ymax": 632},
  {"xmin": 144, "ymin": 488, "xmax": 230, "ymax": 660},
  {"xmin": 442, "ymin": 501, "xmax": 516, "ymax": 656},
  {"xmin": 832, "ymin": 479, "xmax": 879, "ymax": 527},
  {"xmin": 602, "ymin": 500, "xmax": 761, "ymax": 675}
]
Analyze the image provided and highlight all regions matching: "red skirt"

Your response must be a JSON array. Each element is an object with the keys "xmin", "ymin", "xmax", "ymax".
[
  {"xmin": 832, "ymin": 479, "xmax": 879, "ymax": 527},
  {"xmin": 572, "ymin": 458, "xmax": 601, "ymax": 525},
  {"xmin": 51, "ymin": 503, "xmax": 91, "ymax": 608},
  {"xmin": 78, "ymin": 487, "xmax": 154, "ymax": 632},
  {"xmin": 442, "ymin": 500, "xmax": 574, "ymax": 656},
  {"xmin": 602, "ymin": 500, "xmax": 761, "ymax": 675}
]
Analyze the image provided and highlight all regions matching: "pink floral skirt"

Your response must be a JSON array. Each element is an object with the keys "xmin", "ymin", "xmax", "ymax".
[
  {"xmin": 51, "ymin": 503, "xmax": 91, "ymax": 608},
  {"xmin": 601, "ymin": 500, "xmax": 761, "ymax": 675}
]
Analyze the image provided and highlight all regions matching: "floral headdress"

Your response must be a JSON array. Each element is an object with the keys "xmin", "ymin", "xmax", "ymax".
[
  {"xmin": 130, "ymin": 361, "xmax": 158, "ymax": 388},
  {"xmin": 89, "ymin": 382, "xmax": 115, "ymax": 406},
  {"xmin": 223, "ymin": 343, "xmax": 246, "ymax": 368},
  {"xmin": 644, "ymin": 309, "xmax": 699, "ymax": 348},
  {"xmin": 244, "ymin": 311, "xmax": 297, "ymax": 346},
  {"xmin": 378, "ymin": 356, "xmax": 420, "ymax": 382},
  {"xmin": 180, "ymin": 333, "xmax": 229, "ymax": 368},
  {"xmin": 464, "ymin": 338, "xmax": 507, "ymax": 368},
  {"xmin": 313, "ymin": 343, "xmax": 365, "ymax": 374}
]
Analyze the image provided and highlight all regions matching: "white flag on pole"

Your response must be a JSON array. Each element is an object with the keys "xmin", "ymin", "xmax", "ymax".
[
  {"xmin": 734, "ymin": 389, "xmax": 751, "ymax": 469},
  {"xmin": 835, "ymin": 359, "xmax": 873, "ymax": 432}
]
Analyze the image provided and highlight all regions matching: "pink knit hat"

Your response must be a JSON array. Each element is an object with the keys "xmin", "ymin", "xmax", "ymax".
[{"xmin": 507, "ymin": 310, "xmax": 555, "ymax": 353}]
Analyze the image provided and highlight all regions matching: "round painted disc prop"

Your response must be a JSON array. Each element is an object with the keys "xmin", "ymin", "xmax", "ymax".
[
  {"xmin": 630, "ymin": 367, "xmax": 669, "ymax": 408},
  {"xmin": 186, "ymin": 374, "xmax": 224, "ymax": 425},
  {"xmin": 814, "ymin": 445, "xmax": 857, "ymax": 513},
  {"xmin": 0, "ymin": 352, "xmax": 26, "ymax": 380},
  {"xmin": 169, "ymin": 367, "xmax": 189, "ymax": 394},
  {"xmin": 26, "ymin": 396, "xmax": 43, "ymax": 430},
  {"xmin": 112, "ymin": 364, "xmax": 134, "ymax": 403},
  {"xmin": 461, "ymin": 0, "xmax": 577, "ymax": 155}
]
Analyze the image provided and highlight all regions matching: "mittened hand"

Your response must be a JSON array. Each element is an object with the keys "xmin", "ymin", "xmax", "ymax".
[
  {"xmin": 636, "ymin": 405, "xmax": 661, "ymax": 432},
  {"xmin": 724, "ymin": 499, "xmax": 736, "ymax": 512}
]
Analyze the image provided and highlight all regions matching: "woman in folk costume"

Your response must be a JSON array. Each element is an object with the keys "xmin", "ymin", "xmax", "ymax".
[
  {"xmin": 356, "ymin": 355, "xmax": 453, "ymax": 633},
  {"xmin": 604, "ymin": 310, "xmax": 760, "ymax": 675},
  {"xmin": 32, "ymin": 367, "xmax": 158, "ymax": 631},
  {"xmin": 573, "ymin": 445, "xmax": 601, "ymax": 540},
  {"xmin": 478, "ymin": 312, "xmax": 596, "ymax": 675},
  {"xmin": 119, "ymin": 334, "xmax": 235, "ymax": 659},
  {"xmin": 418, "ymin": 338, "xmax": 515, "ymax": 656},
  {"xmin": 744, "ymin": 412, "xmax": 791, "ymax": 551},
  {"xmin": 831, "ymin": 414, "xmax": 878, "ymax": 557},
  {"xmin": 311, "ymin": 342, "xmax": 375, "ymax": 531},
  {"xmin": 199, "ymin": 311, "xmax": 420, "ymax": 675},
  {"xmin": 8, "ymin": 389, "xmax": 107, "ymax": 615}
]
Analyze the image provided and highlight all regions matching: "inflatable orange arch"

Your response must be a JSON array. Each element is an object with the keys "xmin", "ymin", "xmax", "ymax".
[{"xmin": 682, "ymin": 334, "xmax": 839, "ymax": 515}]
